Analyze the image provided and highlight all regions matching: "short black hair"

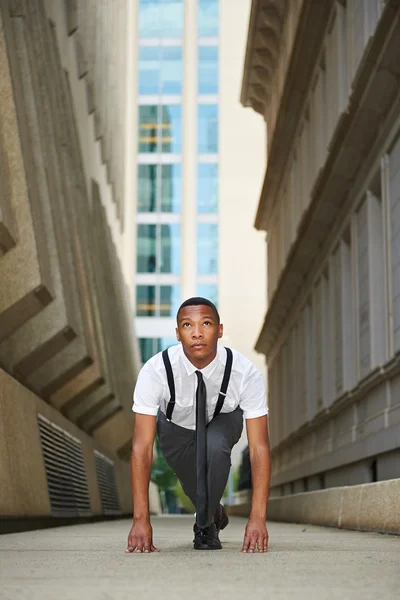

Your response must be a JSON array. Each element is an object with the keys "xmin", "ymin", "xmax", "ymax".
[{"xmin": 177, "ymin": 297, "xmax": 220, "ymax": 324}]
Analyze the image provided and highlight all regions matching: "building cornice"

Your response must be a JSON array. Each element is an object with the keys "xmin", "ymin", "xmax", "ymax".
[
  {"xmin": 240, "ymin": 0, "xmax": 287, "ymax": 116},
  {"xmin": 256, "ymin": 0, "xmax": 400, "ymax": 358}
]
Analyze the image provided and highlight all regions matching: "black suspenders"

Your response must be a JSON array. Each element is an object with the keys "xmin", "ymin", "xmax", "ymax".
[{"xmin": 162, "ymin": 347, "xmax": 233, "ymax": 422}]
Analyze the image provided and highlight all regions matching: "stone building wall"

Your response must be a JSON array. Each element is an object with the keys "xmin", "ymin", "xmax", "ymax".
[
  {"xmin": 0, "ymin": 0, "xmax": 152, "ymax": 524},
  {"xmin": 242, "ymin": 0, "xmax": 400, "ymax": 499}
]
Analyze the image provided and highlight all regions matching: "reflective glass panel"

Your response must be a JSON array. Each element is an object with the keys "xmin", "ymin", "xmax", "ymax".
[
  {"xmin": 161, "ymin": 47, "xmax": 182, "ymax": 95},
  {"xmin": 198, "ymin": 104, "xmax": 218, "ymax": 153},
  {"xmin": 197, "ymin": 163, "xmax": 218, "ymax": 213},
  {"xmin": 198, "ymin": 0, "xmax": 219, "ymax": 37},
  {"xmin": 139, "ymin": 0, "xmax": 183, "ymax": 38},
  {"xmin": 160, "ymin": 285, "xmax": 181, "ymax": 316},
  {"xmin": 161, "ymin": 105, "xmax": 182, "ymax": 153},
  {"xmin": 161, "ymin": 164, "xmax": 182, "ymax": 212},
  {"xmin": 138, "ymin": 164, "xmax": 157, "ymax": 212},
  {"xmin": 196, "ymin": 284, "xmax": 218, "ymax": 306},
  {"xmin": 197, "ymin": 223, "xmax": 218, "ymax": 274},
  {"xmin": 137, "ymin": 224, "xmax": 157, "ymax": 272},
  {"xmin": 137, "ymin": 286, "xmax": 156, "ymax": 316},
  {"xmin": 198, "ymin": 46, "xmax": 218, "ymax": 95},
  {"xmin": 139, "ymin": 338, "xmax": 157, "ymax": 362},
  {"xmin": 139, "ymin": 105, "xmax": 158, "ymax": 153},
  {"xmin": 160, "ymin": 224, "xmax": 181, "ymax": 273},
  {"xmin": 138, "ymin": 47, "xmax": 161, "ymax": 95}
]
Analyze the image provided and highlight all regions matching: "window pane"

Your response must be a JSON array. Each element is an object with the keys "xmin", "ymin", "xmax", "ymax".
[
  {"xmin": 197, "ymin": 163, "xmax": 218, "ymax": 213},
  {"xmin": 196, "ymin": 284, "xmax": 218, "ymax": 306},
  {"xmin": 139, "ymin": 0, "xmax": 161, "ymax": 38},
  {"xmin": 198, "ymin": 0, "xmax": 219, "ymax": 37},
  {"xmin": 160, "ymin": 285, "xmax": 181, "ymax": 316},
  {"xmin": 139, "ymin": 47, "xmax": 161, "ymax": 95},
  {"xmin": 161, "ymin": 47, "xmax": 182, "ymax": 95},
  {"xmin": 197, "ymin": 223, "xmax": 218, "ymax": 274},
  {"xmin": 137, "ymin": 286, "xmax": 156, "ymax": 316},
  {"xmin": 160, "ymin": 224, "xmax": 181, "ymax": 273},
  {"xmin": 198, "ymin": 46, "xmax": 218, "ymax": 95},
  {"xmin": 137, "ymin": 224, "xmax": 157, "ymax": 272},
  {"xmin": 139, "ymin": 0, "xmax": 183, "ymax": 39},
  {"xmin": 139, "ymin": 338, "xmax": 158, "ymax": 362},
  {"xmin": 161, "ymin": 105, "xmax": 182, "ymax": 153},
  {"xmin": 139, "ymin": 105, "xmax": 158, "ymax": 153},
  {"xmin": 138, "ymin": 165, "xmax": 157, "ymax": 212},
  {"xmin": 198, "ymin": 104, "xmax": 218, "ymax": 153},
  {"xmin": 161, "ymin": 164, "xmax": 181, "ymax": 212},
  {"xmin": 159, "ymin": 337, "xmax": 180, "ymax": 351}
]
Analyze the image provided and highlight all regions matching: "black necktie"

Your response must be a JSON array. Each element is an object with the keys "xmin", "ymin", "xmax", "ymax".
[{"xmin": 195, "ymin": 370, "xmax": 208, "ymax": 528}]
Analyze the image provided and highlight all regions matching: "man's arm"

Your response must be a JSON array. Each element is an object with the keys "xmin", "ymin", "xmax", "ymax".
[
  {"xmin": 126, "ymin": 413, "xmax": 159, "ymax": 553},
  {"xmin": 241, "ymin": 415, "xmax": 271, "ymax": 553}
]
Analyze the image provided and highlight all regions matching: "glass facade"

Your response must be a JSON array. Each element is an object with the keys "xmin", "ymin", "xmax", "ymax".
[
  {"xmin": 196, "ymin": 284, "xmax": 218, "ymax": 306},
  {"xmin": 137, "ymin": 224, "xmax": 181, "ymax": 273},
  {"xmin": 198, "ymin": 104, "xmax": 218, "ymax": 153},
  {"xmin": 139, "ymin": 105, "xmax": 182, "ymax": 153},
  {"xmin": 197, "ymin": 223, "xmax": 218, "ymax": 274},
  {"xmin": 198, "ymin": 46, "xmax": 218, "ymax": 94},
  {"xmin": 138, "ymin": 164, "xmax": 181, "ymax": 213},
  {"xmin": 139, "ymin": 46, "xmax": 182, "ymax": 95},
  {"xmin": 139, "ymin": 0, "xmax": 184, "ymax": 39},
  {"xmin": 198, "ymin": 0, "xmax": 219, "ymax": 37},
  {"xmin": 139, "ymin": 338, "xmax": 179, "ymax": 363},
  {"xmin": 197, "ymin": 163, "xmax": 218, "ymax": 213},
  {"xmin": 136, "ymin": 285, "xmax": 180, "ymax": 317}
]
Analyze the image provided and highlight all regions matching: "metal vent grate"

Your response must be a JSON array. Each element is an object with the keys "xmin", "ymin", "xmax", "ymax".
[
  {"xmin": 94, "ymin": 450, "xmax": 121, "ymax": 515},
  {"xmin": 38, "ymin": 415, "xmax": 91, "ymax": 517}
]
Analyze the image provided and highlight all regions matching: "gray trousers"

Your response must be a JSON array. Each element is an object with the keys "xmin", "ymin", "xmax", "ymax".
[{"xmin": 157, "ymin": 407, "xmax": 244, "ymax": 525}]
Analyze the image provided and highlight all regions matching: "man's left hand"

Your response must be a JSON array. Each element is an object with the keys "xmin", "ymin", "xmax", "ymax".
[{"xmin": 241, "ymin": 518, "xmax": 269, "ymax": 553}]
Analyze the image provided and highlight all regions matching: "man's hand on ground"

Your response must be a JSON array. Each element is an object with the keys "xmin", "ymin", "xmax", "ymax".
[
  {"xmin": 126, "ymin": 519, "xmax": 159, "ymax": 553},
  {"xmin": 241, "ymin": 518, "xmax": 269, "ymax": 553}
]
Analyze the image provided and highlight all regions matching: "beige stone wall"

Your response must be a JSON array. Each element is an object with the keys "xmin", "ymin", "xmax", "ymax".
[{"xmin": 0, "ymin": 0, "xmax": 145, "ymax": 523}]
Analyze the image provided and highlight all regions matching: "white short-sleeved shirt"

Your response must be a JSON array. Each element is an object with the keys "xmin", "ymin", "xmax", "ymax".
[{"xmin": 132, "ymin": 344, "xmax": 268, "ymax": 430}]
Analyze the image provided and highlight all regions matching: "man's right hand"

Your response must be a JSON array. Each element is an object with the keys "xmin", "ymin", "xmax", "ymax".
[{"xmin": 126, "ymin": 519, "xmax": 159, "ymax": 553}]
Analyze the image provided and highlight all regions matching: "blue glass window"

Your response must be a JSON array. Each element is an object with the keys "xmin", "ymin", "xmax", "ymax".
[
  {"xmin": 161, "ymin": 105, "xmax": 182, "ymax": 152},
  {"xmin": 160, "ymin": 224, "xmax": 181, "ymax": 274},
  {"xmin": 137, "ymin": 225, "xmax": 157, "ymax": 272},
  {"xmin": 139, "ymin": 47, "xmax": 182, "ymax": 96},
  {"xmin": 198, "ymin": 104, "xmax": 218, "ymax": 153},
  {"xmin": 160, "ymin": 285, "xmax": 181, "ymax": 316},
  {"xmin": 161, "ymin": 164, "xmax": 182, "ymax": 212},
  {"xmin": 198, "ymin": 46, "xmax": 218, "ymax": 94},
  {"xmin": 138, "ymin": 165, "xmax": 157, "ymax": 212},
  {"xmin": 139, "ymin": 105, "xmax": 182, "ymax": 153},
  {"xmin": 198, "ymin": 0, "xmax": 219, "ymax": 37},
  {"xmin": 197, "ymin": 163, "xmax": 218, "ymax": 213},
  {"xmin": 196, "ymin": 284, "xmax": 218, "ymax": 306},
  {"xmin": 197, "ymin": 223, "xmax": 218, "ymax": 274},
  {"xmin": 139, "ymin": 336, "xmax": 180, "ymax": 362},
  {"xmin": 138, "ymin": 105, "xmax": 159, "ymax": 153},
  {"xmin": 139, "ymin": 0, "xmax": 184, "ymax": 38},
  {"xmin": 137, "ymin": 286, "xmax": 156, "ymax": 316}
]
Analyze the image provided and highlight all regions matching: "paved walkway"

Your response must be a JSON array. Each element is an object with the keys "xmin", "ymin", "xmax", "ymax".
[{"xmin": 0, "ymin": 516, "xmax": 399, "ymax": 599}]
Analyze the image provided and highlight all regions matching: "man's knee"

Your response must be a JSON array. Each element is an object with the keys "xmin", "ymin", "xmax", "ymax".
[{"xmin": 207, "ymin": 429, "xmax": 231, "ymax": 458}]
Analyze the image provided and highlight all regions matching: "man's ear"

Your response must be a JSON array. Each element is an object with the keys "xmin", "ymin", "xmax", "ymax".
[
  {"xmin": 218, "ymin": 324, "xmax": 224, "ymax": 339},
  {"xmin": 175, "ymin": 327, "xmax": 180, "ymax": 342}
]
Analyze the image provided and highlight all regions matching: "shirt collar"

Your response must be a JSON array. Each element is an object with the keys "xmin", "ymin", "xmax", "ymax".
[{"xmin": 179, "ymin": 344, "xmax": 222, "ymax": 379}]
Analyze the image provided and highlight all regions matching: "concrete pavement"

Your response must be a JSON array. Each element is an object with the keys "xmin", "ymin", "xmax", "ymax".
[{"xmin": 0, "ymin": 516, "xmax": 399, "ymax": 599}]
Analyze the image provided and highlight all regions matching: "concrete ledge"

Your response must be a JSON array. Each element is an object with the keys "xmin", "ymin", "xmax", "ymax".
[{"xmin": 227, "ymin": 479, "xmax": 400, "ymax": 534}]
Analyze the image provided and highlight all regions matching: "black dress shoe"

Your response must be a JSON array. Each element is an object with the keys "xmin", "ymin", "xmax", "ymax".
[
  {"xmin": 214, "ymin": 504, "xmax": 229, "ymax": 532},
  {"xmin": 193, "ymin": 523, "xmax": 222, "ymax": 550}
]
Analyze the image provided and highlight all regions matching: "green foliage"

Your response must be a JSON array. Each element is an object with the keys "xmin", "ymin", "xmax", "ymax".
[
  {"xmin": 174, "ymin": 479, "xmax": 195, "ymax": 514},
  {"xmin": 150, "ymin": 436, "xmax": 177, "ymax": 492}
]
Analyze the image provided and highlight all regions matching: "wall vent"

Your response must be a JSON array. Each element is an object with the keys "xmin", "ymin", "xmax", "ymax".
[
  {"xmin": 38, "ymin": 415, "xmax": 91, "ymax": 517},
  {"xmin": 94, "ymin": 450, "xmax": 121, "ymax": 515}
]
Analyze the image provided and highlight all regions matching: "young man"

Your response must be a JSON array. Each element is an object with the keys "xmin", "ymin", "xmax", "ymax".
[{"xmin": 127, "ymin": 297, "xmax": 271, "ymax": 553}]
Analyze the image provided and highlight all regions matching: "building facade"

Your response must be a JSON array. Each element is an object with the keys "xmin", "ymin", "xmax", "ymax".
[
  {"xmin": 0, "ymin": 0, "xmax": 159, "ymax": 529},
  {"xmin": 134, "ymin": 0, "xmax": 267, "ymax": 392},
  {"xmin": 242, "ymin": 0, "xmax": 400, "ymax": 497}
]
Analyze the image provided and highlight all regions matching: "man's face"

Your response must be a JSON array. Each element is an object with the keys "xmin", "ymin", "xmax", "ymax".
[{"xmin": 176, "ymin": 305, "xmax": 223, "ymax": 365}]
